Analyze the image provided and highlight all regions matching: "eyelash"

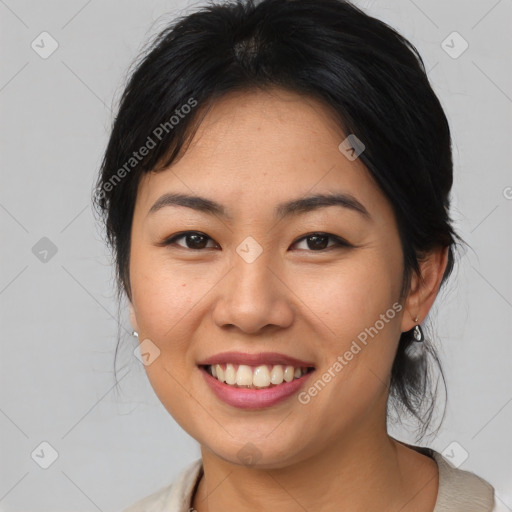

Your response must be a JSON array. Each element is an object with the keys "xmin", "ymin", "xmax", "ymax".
[{"xmin": 161, "ymin": 231, "xmax": 352, "ymax": 252}]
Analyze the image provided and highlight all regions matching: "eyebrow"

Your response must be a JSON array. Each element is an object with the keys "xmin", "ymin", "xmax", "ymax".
[{"xmin": 147, "ymin": 191, "xmax": 371, "ymax": 221}]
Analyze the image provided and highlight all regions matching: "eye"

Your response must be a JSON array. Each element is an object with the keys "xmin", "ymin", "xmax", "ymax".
[
  {"xmin": 163, "ymin": 231, "xmax": 219, "ymax": 250},
  {"xmin": 291, "ymin": 232, "xmax": 351, "ymax": 251},
  {"xmin": 161, "ymin": 231, "xmax": 351, "ymax": 252}
]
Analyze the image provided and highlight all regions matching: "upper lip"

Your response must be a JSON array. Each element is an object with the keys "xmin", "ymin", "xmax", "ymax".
[{"xmin": 198, "ymin": 351, "xmax": 315, "ymax": 368}]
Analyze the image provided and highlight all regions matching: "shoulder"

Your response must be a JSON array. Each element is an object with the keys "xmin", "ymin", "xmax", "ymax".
[
  {"xmin": 121, "ymin": 458, "xmax": 203, "ymax": 512},
  {"xmin": 430, "ymin": 449, "xmax": 496, "ymax": 512}
]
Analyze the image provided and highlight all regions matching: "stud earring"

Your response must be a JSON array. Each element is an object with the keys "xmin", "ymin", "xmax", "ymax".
[{"xmin": 132, "ymin": 331, "xmax": 139, "ymax": 338}]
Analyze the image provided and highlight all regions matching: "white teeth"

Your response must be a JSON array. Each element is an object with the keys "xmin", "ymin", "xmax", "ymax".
[
  {"xmin": 270, "ymin": 365, "xmax": 284, "ymax": 385},
  {"xmin": 236, "ymin": 365, "xmax": 253, "ymax": 386},
  {"xmin": 215, "ymin": 364, "xmax": 224, "ymax": 382},
  {"xmin": 225, "ymin": 363, "xmax": 236, "ymax": 385},
  {"xmin": 253, "ymin": 365, "xmax": 271, "ymax": 388},
  {"xmin": 283, "ymin": 365, "xmax": 295, "ymax": 382},
  {"xmin": 208, "ymin": 363, "xmax": 311, "ymax": 388}
]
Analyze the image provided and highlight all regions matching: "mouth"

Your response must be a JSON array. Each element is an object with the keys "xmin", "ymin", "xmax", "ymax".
[
  {"xmin": 197, "ymin": 352, "xmax": 316, "ymax": 409},
  {"xmin": 200, "ymin": 363, "xmax": 315, "ymax": 389}
]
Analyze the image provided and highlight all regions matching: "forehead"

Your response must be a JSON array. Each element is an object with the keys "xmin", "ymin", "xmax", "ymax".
[{"xmin": 134, "ymin": 88, "xmax": 392, "ymax": 225}]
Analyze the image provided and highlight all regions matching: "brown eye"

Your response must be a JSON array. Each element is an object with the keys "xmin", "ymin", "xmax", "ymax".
[
  {"xmin": 164, "ymin": 231, "xmax": 218, "ymax": 250},
  {"xmin": 292, "ymin": 233, "xmax": 351, "ymax": 251}
]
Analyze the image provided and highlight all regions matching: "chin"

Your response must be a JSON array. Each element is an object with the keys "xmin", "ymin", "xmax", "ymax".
[{"xmin": 199, "ymin": 429, "xmax": 310, "ymax": 469}]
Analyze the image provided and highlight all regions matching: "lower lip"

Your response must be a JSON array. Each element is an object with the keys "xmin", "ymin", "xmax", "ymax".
[{"xmin": 199, "ymin": 366, "xmax": 314, "ymax": 409}]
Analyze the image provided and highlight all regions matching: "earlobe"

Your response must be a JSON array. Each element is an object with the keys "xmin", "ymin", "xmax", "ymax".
[{"xmin": 401, "ymin": 246, "xmax": 449, "ymax": 333}]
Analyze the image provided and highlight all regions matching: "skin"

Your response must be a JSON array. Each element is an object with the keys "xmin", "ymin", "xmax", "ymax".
[{"xmin": 128, "ymin": 88, "xmax": 448, "ymax": 511}]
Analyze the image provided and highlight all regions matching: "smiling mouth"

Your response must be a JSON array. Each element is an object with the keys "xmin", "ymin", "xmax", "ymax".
[{"xmin": 201, "ymin": 363, "xmax": 315, "ymax": 389}]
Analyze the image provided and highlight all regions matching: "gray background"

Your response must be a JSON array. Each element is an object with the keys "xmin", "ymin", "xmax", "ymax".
[{"xmin": 1, "ymin": 0, "xmax": 511, "ymax": 510}]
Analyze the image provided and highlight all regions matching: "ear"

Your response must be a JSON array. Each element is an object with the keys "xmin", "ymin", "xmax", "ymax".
[
  {"xmin": 129, "ymin": 302, "xmax": 139, "ymax": 333},
  {"xmin": 401, "ymin": 246, "xmax": 450, "ymax": 333}
]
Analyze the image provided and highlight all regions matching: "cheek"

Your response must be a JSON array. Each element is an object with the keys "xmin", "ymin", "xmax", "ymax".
[
  {"xmin": 291, "ymin": 251, "xmax": 402, "ymax": 335},
  {"xmin": 129, "ymin": 248, "xmax": 205, "ymax": 361},
  {"xmin": 289, "ymin": 250, "xmax": 403, "ymax": 402},
  {"xmin": 130, "ymin": 257, "xmax": 204, "ymax": 426}
]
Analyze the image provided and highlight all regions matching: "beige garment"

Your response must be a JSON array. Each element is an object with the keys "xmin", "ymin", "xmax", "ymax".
[{"xmin": 122, "ymin": 446, "xmax": 496, "ymax": 512}]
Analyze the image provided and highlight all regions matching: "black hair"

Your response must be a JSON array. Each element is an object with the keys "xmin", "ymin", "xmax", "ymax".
[{"xmin": 92, "ymin": 0, "xmax": 464, "ymax": 441}]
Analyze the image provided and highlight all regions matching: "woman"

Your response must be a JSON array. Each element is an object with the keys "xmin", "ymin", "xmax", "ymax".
[{"xmin": 93, "ymin": 0, "xmax": 497, "ymax": 510}]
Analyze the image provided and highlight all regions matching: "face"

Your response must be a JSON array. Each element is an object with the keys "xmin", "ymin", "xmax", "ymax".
[{"xmin": 129, "ymin": 88, "xmax": 411, "ymax": 468}]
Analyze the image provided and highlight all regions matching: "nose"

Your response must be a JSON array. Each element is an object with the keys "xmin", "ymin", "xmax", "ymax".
[{"xmin": 211, "ymin": 248, "xmax": 294, "ymax": 334}]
